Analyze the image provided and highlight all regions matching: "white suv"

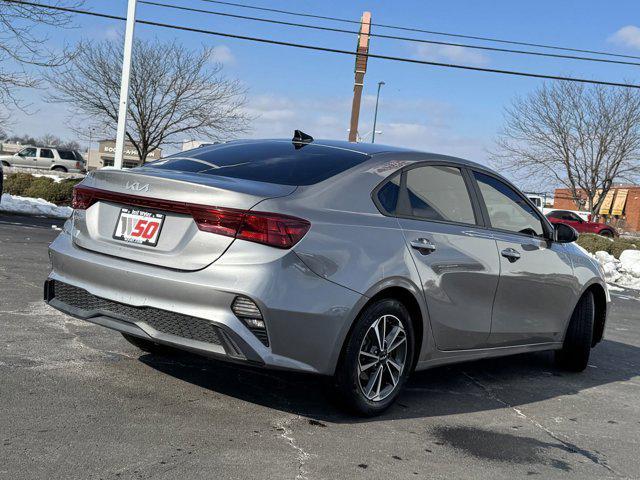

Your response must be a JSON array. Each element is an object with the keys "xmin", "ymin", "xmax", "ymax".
[{"xmin": 0, "ymin": 147, "xmax": 86, "ymax": 173}]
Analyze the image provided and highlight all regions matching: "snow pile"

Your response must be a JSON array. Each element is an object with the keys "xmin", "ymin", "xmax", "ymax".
[
  {"xmin": 594, "ymin": 251, "xmax": 621, "ymax": 283},
  {"xmin": 593, "ymin": 249, "xmax": 640, "ymax": 290},
  {"xmin": 32, "ymin": 173, "xmax": 64, "ymax": 183},
  {"xmin": 0, "ymin": 193, "xmax": 72, "ymax": 219}
]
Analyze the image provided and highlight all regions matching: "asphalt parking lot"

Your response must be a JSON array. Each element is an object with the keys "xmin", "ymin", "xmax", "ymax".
[{"xmin": 1, "ymin": 213, "xmax": 639, "ymax": 480}]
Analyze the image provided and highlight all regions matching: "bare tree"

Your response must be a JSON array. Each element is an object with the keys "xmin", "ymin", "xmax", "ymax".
[
  {"xmin": 0, "ymin": 1, "xmax": 81, "ymax": 110},
  {"xmin": 46, "ymin": 37, "xmax": 250, "ymax": 162},
  {"xmin": 492, "ymin": 81, "xmax": 640, "ymax": 216}
]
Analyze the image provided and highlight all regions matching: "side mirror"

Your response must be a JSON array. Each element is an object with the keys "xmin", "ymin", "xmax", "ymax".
[{"xmin": 554, "ymin": 223, "xmax": 578, "ymax": 243}]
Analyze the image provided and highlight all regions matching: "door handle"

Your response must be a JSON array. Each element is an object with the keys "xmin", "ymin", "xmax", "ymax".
[
  {"xmin": 501, "ymin": 247, "xmax": 521, "ymax": 262},
  {"xmin": 410, "ymin": 238, "xmax": 436, "ymax": 255}
]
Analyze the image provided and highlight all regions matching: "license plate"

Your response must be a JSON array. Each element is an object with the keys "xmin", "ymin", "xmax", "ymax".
[{"xmin": 113, "ymin": 208, "xmax": 165, "ymax": 247}]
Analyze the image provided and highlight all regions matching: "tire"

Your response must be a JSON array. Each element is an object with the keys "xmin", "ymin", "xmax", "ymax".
[
  {"xmin": 599, "ymin": 229, "xmax": 614, "ymax": 238},
  {"xmin": 555, "ymin": 291, "xmax": 594, "ymax": 372},
  {"xmin": 335, "ymin": 299, "xmax": 414, "ymax": 416},
  {"xmin": 51, "ymin": 166, "xmax": 67, "ymax": 173},
  {"xmin": 121, "ymin": 333, "xmax": 175, "ymax": 355}
]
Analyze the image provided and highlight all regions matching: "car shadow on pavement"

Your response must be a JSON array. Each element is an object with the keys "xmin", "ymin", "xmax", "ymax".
[{"xmin": 140, "ymin": 338, "xmax": 638, "ymax": 423}]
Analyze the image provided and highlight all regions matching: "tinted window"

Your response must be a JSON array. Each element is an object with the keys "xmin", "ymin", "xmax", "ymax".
[
  {"xmin": 40, "ymin": 149, "xmax": 54, "ymax": 159},
  {"xmin": 405, "ymin": 165, "xmax": 476, "ymax": 224},
  {"xmin": 474, "ymin": 172, "xmax": 544, "ymax": 236},
  {"xmin": 146, "ymin": 142, "xmax": 370, "ymax": 186},
  {"xmin": 564, "ymin": 212, "xmax": 581, "ymax": 221},
  {"xmin": 377, "ymin": 175, "xmax": 400, "ymax": 214},
  {"xmin": 58, "ymin": 150, "xmax": 76, "ymax": 160},
  {"xmin": 546, "ymin": 211, "xmax": 562, "ymax": 219}
]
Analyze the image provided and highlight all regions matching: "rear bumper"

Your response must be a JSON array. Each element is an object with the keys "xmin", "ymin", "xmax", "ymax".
[
  {"xmin": 46, "ymin": 231, "xmax": 363, "ymax": 374},
  {"xmin": 44, "ymin": 279, "xmax": 255, "ymax": 362}
]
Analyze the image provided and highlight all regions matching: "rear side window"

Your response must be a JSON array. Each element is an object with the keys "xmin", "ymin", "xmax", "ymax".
[
  {"xmin": 40, "ymin": 149, "xmax": 54, "ymax": 159},
  {"xmin": 404, "ymin": 165, "xmax": 476, "ymax": 224},
  {"xmin": 58, "ymin": 150, "xmax": 76, "ymax": 160},
  {"xmin": 376, "ymin": 175, "xmax": 400, "ymax": 214},
  {"xmin": 146, "ymin": 141, "xmax": 370, "ymax": 186}
]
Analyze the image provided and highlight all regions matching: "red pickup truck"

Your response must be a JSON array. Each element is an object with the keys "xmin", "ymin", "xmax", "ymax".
[{"xmin": 545, "ymin": 210, "xmax": 617, "ymax": 237}]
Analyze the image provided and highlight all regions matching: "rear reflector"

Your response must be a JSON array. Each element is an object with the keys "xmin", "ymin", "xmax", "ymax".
[{"xmin": 72, "ymin": 185, "xmax": 310, "ymax": 249}]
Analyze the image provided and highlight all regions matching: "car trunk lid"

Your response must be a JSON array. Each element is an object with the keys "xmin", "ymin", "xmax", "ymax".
[{"xmin": 71, "ymin": 169, "xmax": 296, "ymax": 270}]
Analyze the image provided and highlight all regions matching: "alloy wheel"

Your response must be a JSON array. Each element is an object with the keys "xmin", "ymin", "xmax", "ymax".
[{"xmin": 357, "ymin": 314, "xmax": 407, "ymax": 402}]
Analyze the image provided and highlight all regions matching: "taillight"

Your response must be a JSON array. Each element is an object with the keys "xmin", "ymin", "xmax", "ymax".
[
  {"xmin": 587, "ymin": 214, "xmax": 592, "ymax": 222},
  {"xmin": 72, "ymin": 185, "xmax": 94, "ymax": 209},
  {"xmin": 237, "ymin": 212, "xmax": 310, "ymax": 248},
  {"xmin": 189, "ymin": 206, "xmax": 245, "ymax": 237},
  {"xmin": 190, "ymin": 207, "xmax": 310, "ymax": 249}
]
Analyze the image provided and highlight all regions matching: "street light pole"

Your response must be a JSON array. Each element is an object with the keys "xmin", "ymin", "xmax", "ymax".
[
  {"xmin": 371, "ymin": 81, "xmax": 385, "ymax": 144},
  {"xmin": 113, "ymin": 0, "xmax": 138, "ymax": 169}
]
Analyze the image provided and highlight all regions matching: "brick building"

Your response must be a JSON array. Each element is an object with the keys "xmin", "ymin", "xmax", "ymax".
[{"xmin": 554, "ymin": 186, "xmax": 640, "ymax": 233}]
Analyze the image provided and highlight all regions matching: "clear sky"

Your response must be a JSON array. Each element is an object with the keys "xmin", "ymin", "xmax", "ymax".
[{"xmin": 7, "ymin": 0, "xmax": 640, "ymax": 167}]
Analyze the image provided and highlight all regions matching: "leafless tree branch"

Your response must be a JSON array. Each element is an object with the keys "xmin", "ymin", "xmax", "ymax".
[
  {"xmin": 46, "ymin": 37, "xmax": 251, "ymax": 162},
  {"xmin": 491, "ymin": 81, "xmax": 640, "ymax": 216},
  {"xmin": 0, "ymin": 0, "xmax": 81, "ymax": 112}
]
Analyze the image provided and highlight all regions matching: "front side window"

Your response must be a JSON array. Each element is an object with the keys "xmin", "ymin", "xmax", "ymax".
[
  {"xmin": 474, "ymin": 171, "xmax": 545, "ymax": 236},
  {"xmin": 18, "ymin": 147, "xmax": 37, "ymax": 157},
  {"xmin": 40, "ymin": 149, "xmax": 54, "ymax": 159},
  {"xmin": 404, "ymin": 165, "xmax": 476, "ymax": 224}
]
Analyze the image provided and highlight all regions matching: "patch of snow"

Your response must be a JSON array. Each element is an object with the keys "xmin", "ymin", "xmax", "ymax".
[
  {"xmin": 589, "ymin": 248, "xmax": 640, "ymax": 290},
  {"xmin": 619, "ymin": 250, "xmax": 640, "ymax": 277},
  {"xmin": 594, "ymin": 251, "xmax": 621, "ymax": 283},
  {"xmin": 0, "ymin": 193, "xmax": 72, "ymax": 219},
  {"xmin": 32, "ymin": 173, "xmax": 64, "ymax": 183}
]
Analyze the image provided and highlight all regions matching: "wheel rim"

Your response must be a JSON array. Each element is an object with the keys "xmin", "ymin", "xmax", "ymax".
[{"xmin": 357, "ymin": 314, "xmax": 407, "ymax": 402}]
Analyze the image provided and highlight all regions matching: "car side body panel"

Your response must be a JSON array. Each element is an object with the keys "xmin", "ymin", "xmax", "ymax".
[{"xmin": 488, "ymin": 235, "xmax": 578, "ymax": 346}]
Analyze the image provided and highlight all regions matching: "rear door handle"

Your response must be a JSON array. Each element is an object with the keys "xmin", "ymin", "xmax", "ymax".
[
  {"xmin": 410, "ymin": 238, "xmax": 436, "ymax": 255},
  {"xmin": 501, "ymin": 247, "xmax": 521, "ymax": 262}
]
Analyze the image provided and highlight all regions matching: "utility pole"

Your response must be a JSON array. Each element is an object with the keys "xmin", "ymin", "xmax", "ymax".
[
  {"xmin": 371, "ymin": 81, "xmax": 385, "ymax": 143},
  {"xmin": 113, "ymin": 0, "xmax": 138, "ymax": 169},
  {"xmin": 348, "ymin": 11, "xmax": 371, "ymax": 143}
]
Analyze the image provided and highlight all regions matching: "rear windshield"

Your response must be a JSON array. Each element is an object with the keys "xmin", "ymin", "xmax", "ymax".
[{"xmin": 145, "ymin": 141, "xmax": 370, "ymax": 186}]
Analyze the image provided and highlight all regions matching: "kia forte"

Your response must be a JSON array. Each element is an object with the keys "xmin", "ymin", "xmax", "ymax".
[{"xmin": 45, "ymin": 132, "xmax": 609, "ymax": 415}]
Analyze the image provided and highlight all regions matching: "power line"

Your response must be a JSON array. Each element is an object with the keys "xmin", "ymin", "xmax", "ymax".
[
  {"xmin": 196, "ymin": 0, "xmax": 640, "ymax": 61},
  {"xmin": 139, "ymin": 0, "xmax": 640, "ymax": 67},
  {"xmin": 6, "ymin": 0, "xmax": 640, "ymax": 90}
]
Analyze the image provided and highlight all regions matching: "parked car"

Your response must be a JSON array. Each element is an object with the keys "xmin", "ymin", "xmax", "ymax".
[
  {"xmin": 544, "ymin": 208, "xmax": 591, "ymax": 222},
  {"xmin": 44, "ymin": 133, "xmax": 609, "ymax": 415},
  {"xmin": 545, "ymin": 210, "xmax": 617, "ymax": 237},
  {"xmin": 0, "ymin": 146, "xmax": 86, "ymax": 173}
]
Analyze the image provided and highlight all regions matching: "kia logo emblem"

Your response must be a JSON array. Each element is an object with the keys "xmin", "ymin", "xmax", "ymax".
[{"xmin": 124, "ymin": 182, "xmax": 150, "ymax": 192}]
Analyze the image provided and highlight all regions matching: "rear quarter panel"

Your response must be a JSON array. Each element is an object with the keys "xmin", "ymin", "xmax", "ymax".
[{"xmin": 253, "ymin": 154, "xmax": 436, "ymax": 364}]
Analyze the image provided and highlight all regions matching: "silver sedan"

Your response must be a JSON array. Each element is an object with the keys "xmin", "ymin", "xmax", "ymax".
[{"xmin": 45, "ymin": 133, "xmax": 608, "ymax": 415}]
